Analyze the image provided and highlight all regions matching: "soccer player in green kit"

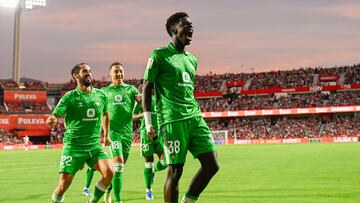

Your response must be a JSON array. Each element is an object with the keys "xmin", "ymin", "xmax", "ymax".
[
  {"xmin": 142, "ymin": 12, "xmax": 220, "ymax": 203},
  {"xmin": 101, "ymin": 62, "xmax": 141, "ymax": 203},
  {"xmin": 133, "ymin": 93, "xmax": 167, "ymax": 200},
  {"xmin": 46, "ymin": 63, "xmax": 114, "ymax": 203}
]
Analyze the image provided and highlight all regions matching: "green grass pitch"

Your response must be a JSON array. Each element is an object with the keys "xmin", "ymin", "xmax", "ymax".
[{"xmin": 0, "ymin": 143, "xmax": 359, "ymax": 203}]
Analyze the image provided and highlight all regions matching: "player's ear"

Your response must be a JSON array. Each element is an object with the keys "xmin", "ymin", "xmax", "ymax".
[{"xmin": 73, "ymin": 73, "xmax": 79, "ymax": 80}]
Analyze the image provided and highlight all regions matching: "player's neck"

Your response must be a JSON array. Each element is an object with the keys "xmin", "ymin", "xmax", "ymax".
[
  {"xmin": 113, "ymin": 80, "xmax": 123, "ymax": 87},
  {"xmin": 172, "ymin": 40, "xmax": 186, "ymax": 52},
  {"xmin": 78, "ymin": 84, "xmax": 92, "ymax": 93}
]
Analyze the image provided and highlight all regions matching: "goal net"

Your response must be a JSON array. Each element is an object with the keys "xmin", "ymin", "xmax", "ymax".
[{"xmin": 211, "ymin": 130, "xmax": 228, "ymax": 144}]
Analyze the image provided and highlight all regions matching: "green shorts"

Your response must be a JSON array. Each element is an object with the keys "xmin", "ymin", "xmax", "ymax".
[
  {"xmin": 161, "ymin": 116, "xmax": 216, "ymax": 165},
  {"xmin": 59, "ymin": 144, "xmax": 109, "ymax": 174},
  {"xmin": 140, "ymin": 129, "xmax": 164, "ymax": 157},
  {"xmin": 109, "ymin": 132, "xmax": 133, "ymax": 161}
]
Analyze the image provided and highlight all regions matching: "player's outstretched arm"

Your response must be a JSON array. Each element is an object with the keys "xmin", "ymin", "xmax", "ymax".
[
  {"xmin": 46, "ymin": 115, "xmax": 58, "ymax": 127},
  {"xmin": 102, "ymin": 112, "xmax": 111, "ymax": 146},
  {"xmin": 142, "ymin": 81, "xmax": 157, "ymax": 141},
  {"xmin": 132, "ymin": 113, "xmax": 143, "ymax": 121}
]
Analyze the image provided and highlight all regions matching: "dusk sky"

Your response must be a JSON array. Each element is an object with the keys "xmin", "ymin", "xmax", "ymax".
[{"xmin": 0, "ymin": 0, "xmax": 359, "ymax": 83}]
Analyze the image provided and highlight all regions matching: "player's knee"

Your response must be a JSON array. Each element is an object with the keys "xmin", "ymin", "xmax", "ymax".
[
  {"xmin": 168, "ymin": 165, "xmax": 183, "ymax": 180},
  {"xmin": 103, "ymin": 165, "xmax": 114, "ymax": 180}
]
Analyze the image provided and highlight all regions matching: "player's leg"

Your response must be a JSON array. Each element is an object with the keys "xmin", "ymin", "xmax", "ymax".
[
  {"xmin": 109, "ymin": 138, "xmax": 127, "ymax": 203},
  {"xmin": 52, "ymin": 147, "xmax": 86, "ymax": 203},
  {"xmin": 164, "ymin": 163, "xmax": 184, "ymax": 202},
  {"xmin": 141, "ymin": 131, "xmax": 157, "ymax": 200},
  {"xmin": 51, "ymin": 173, "xmax": 74, "ymax": 203},
  {"xmin": 161, "ymin": 121, "xmax": 189, "ymax": 203},
  {"xmin": 181, "ymin": 117, "xmax": 219, "ymax": 203},
  {"xmin": 181, "ymin": 152, "xmax": 219, "ymax": 203},
  {"xmin": 82, "ymin": 168, "xmax": 95, "ymax": 196},
  {"xmin": 144, "ymin": 155, "xmax": 155, "ymax": 200},
  {"xmin": 154, "ymin": 142, "xmax": 167, "ymax": 173},
  {"xmin": 87, "ymin": 146, "xmax": 114, "ymax": 203}
]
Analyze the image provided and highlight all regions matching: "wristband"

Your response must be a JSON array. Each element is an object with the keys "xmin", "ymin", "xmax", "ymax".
[{"xmin": 144, "ymin": 111, "xmax": 153, "ymax": 133}]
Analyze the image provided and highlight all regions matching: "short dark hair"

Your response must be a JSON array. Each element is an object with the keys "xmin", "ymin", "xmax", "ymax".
[
  {"xmin": 71, "ymin": 63, "xmax": 88, "ymax": 79},
  {"xmin": 109, "ymin": 61, "xmax": 124, "ymax": 70},
  {"xmin": 166, "ymin": 12, "xmax": 189, "ymax": 37}
]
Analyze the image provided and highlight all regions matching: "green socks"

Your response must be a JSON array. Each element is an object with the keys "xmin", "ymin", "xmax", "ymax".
[
  {"xmin": 144, "ymin": 162, "xmax": 154, "ymax": 189},
  {"xmin": 85, "ymin": 168, "xmax": 95, "ymax": 188},
  {"xmin": 90, "ymin": 180, "xmax": 108, "ymax": 203},
  {"xmin": 113, "ymin": 163, "xmax": 124, "ymax": 202}
]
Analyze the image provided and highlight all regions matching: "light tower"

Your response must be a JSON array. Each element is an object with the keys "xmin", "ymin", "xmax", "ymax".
[{"xmin": 0, "ymin": 0, "xmax": 47, "ymax": 83}]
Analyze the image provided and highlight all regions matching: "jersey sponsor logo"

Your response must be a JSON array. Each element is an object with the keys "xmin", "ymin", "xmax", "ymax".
[
  {"xmin": 146, "ymin": 58, "xmax": 154, "ymax": 69},
  {"xmin": 182, "ymin": 72, "xmax": 191, "ymax": 83},
  {"xmin": 178, "ymin": 71, "xmax": 193, "ymax": 87},
  {"xmin": 87, "ymin": 109, "xmax": 95, "ymax": 117},
  {"xmin": 115, "ymin": 95, "xmax": 122, "ymax": 102},
  {"xmin": 113, "ymin": 95, "xmax": 126, "ymax": 105},
  {"xmin": 18, "ymin": 118, "xmax": 45, "ymax": 125},
  {"xmin": 83, "ymin": 108, "xmax": 98, "ymax": 121}
]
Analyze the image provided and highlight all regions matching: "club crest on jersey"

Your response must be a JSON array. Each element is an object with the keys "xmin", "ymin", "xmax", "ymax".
[
  {"xmin": 146, "ymin": 58, "xmax": 154, "ymax": 69},
  {"xmin": 78, "ymin": 102, "xmax": 84, "ymax": 107}
]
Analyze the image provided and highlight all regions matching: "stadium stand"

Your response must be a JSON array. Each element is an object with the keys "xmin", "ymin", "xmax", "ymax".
[
  {"xmin": 1, "ymin": 63, "xmax": 360, "ymax": 145},
  {"xmin": 0, "ymin": 80, "xmax": 20, "ymax": 90},
  {"xmin": 0, "ymin": 128, "xmax": 22, "ymax": 144}
]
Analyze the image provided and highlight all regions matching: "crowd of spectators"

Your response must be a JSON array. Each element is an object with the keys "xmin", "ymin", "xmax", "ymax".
[
  {"xmin": 0, "ymin": 81, "xmax": 19, "ymax": 90},
  {"xmin": 0, "ymin": 129, "xmax": 22, "ymax": 144},
  {"xmin": 345, "ymin": 65, "xmax": 360, "ymax": 84},
  {"xmin": 194, "ymin": 73, "xmax": 249, "ymax": 92},
  {"xmin": 197, "ymin": 90, "xmax": 360, "ymax": 112},
  {"xmin": 49, "ymin": 124, "xmax": 65, "ymax": 144},
  {"xmin": 321, "ymin": 116, "xmax": 360, "ymax": 137},
  {"xmin": 3, "ymin": 101, "xmax": 51, "ymax": 114},
  {"xmin": 23, "ymin": 81, "xmax": 46, "ymax": 90},
  {"xmin": 207, "ymin": 115, "xmax": 359, "ymax": 140},
  {"xmin": 5, "ymin": 102, "xmax": 25, "ymax": 114},
  {"xmin": 248, "ymin": 68, "xmax": 315, "ymax": 89}
]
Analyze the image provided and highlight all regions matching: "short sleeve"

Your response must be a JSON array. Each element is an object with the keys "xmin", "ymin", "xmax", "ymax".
[
  {"xmin": 53, "ymin": 94, "xmax": 68, "ymax": 117},
  {"xmin": 143, "ymin": 50, "xmax": 160, "ymax": 83}
]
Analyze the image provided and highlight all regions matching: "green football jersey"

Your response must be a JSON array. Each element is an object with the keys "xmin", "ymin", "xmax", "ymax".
[
  {"xmin": 134, "ymin": 95, "xmax": 158, "ymax": 134},
  {"xmin": 53, "ymin": 87, "xmax": 108, "ymax": 148},
  {"xmin": 101, "ymin": 83, "xmax": 140, "ymax": 138},
  {"xmin": 143, "ymin": 42, "xmax": 201, "ymax": 127}
]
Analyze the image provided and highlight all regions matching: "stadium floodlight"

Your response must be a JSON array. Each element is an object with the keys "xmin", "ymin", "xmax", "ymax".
[
  {"xmin": 0, "ymin": 0, "xmax": 20, "ymax": 8},
  {"xmin": 1, "ymin": 0, "xmax": 47, "ymax": 83}
]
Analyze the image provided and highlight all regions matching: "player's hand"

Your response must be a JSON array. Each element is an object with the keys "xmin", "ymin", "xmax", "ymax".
[
  {"xmin": 147, "ymin": 126, "xmax": 157, "ymax": 141},
  {"xmin": 104, "ymin": 136, "xmax": 111, "ymax": 147},
  {"xmin": 46, "ymin": 116, "xmax": 57, "ymax": 127},
  {"xmin": 135, "ymin": 94, "xmax": 142, "ymax": 103}
]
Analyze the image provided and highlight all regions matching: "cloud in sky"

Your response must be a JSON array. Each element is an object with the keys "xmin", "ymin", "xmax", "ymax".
[{"xmin": 319, "ymin": 3, "xmax": 360, "ymax": 19}]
